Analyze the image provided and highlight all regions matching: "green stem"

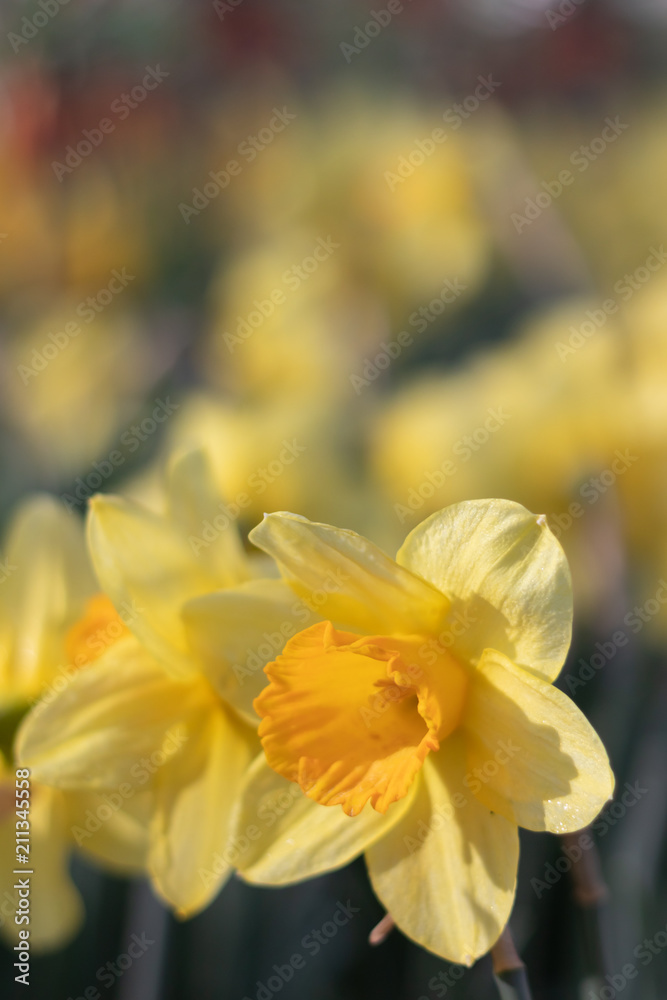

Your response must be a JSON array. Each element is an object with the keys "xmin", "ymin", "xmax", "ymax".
[{"xmin": 491, "ymin": 926, "xmax": 534, "ymax": 1000}]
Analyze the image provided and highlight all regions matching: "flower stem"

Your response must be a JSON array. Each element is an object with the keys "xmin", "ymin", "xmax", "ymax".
[
  {"xmin": 562, "ymin": 829, "xmax": 613, "ymax": 990},
  {"xmin": 491, "ymin": 926, "xmax": 533, "ymax": 1000},
  {"xmin": 368, "ymin": 912, "xmax": 395, "ymax": 946}
]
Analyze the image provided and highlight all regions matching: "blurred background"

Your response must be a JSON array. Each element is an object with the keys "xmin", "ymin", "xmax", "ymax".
[{"xmin": 1, "ymin": 0, "xmax": 667, "ymax": 996}]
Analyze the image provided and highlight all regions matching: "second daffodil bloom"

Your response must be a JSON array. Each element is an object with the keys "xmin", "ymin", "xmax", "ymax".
[
  {"xmin": 0, "ymin": 495, "xmax": 150, "ymax": 951},
  {"xmin": 17, "ymin": 451, "xmax": 304, "ymax": 918},
  {"xmin": 231, "ymin": 500, "xmax": 614, "ymax": 965}
]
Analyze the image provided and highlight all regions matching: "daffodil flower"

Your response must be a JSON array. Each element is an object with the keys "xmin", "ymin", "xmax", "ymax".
[
  {"xmin": 229, "ymin": 500, "xmax": 614, "ymax": 965},
  {"xmin": 0, "ymin": 496, "xmax": 149, "ymax": 951},
  {"xmin": 17, "ymin": 452, "xmax": 310, "ymax": 918}
]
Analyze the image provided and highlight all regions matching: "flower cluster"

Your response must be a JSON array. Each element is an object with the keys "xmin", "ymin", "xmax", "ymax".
[{"xmin": 0, "ymin": 454, "xmax": 613, "ymax": 966}]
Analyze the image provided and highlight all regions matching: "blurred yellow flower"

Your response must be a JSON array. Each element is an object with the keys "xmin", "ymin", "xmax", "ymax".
[
  {"xmin": 202, "ymin": 236, "xmax": 363, "ymax": 402},
  {"xmin": 0, "ymin": 496, "xmax": 148, "ymax": 951},
  {"xmin": 372, "ymin": 300, "xmax": 630, "ymax": 523},
  {"xmin": 17, "ymin": 452, "xmax": 308, "ymax": 917},
  {"xmin": 520, "ymin": 100, "xmax": 667, "ymax": 288},
  {"xmin": 230, "ymin": 501, "xmax": 614, "ymax": 964},
  {"xmin": 616, "ymin": 274, "xmax": 667, "ymax": 565},
  {"xmin": 198, "ymin": 89, "xmax": 491, "ymax": 404},
  {"xmin": 370, "ymin": 300, "xmax": 638, "ymax": 614},
  {"xmin": 0, "ymin": 310, "xmax": 162, "ymax": 481},
  {"xmin": 142, "ymin": 391, "xmax": 380, "ymax": 533},
  {"xmin": 232, "ymin": 90, "xmax": 491, "ymax": 314}
]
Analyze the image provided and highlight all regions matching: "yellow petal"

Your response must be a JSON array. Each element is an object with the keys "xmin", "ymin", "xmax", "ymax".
[
  {"xmin": 67, "ymin": 789, "xmax": 152, "ymax": 875},
  {"xmin": 0, "ymin": 786, "xmax": 83, "ymax": 951},
  {"xmin": 148, "ymin": 703, "xmax": 256, "ymax": 916},
  {"xmin": 16, "ymin": 637, "xmax": 208, "ymax": 789},
  {"xmin": 249, "ymin": 512, "xmax": 448, "ymax": 635},
  {"xmin": 234, "ymin": 755, "xmax": 417, "ymax": 885},
  {"xmin": 166, "ymin": 449, "xmax": 251, "ymax": 587},
  {"xmin": 87, "ymin": 494, "xmax": 222, "ymax": 677},
  {"xmin": 398, "ymin": 499, "xmax": 572, "ymax": 681},
  {"xmin": 463, "ymin": 648, "xmax": 614, "ymax": 833},
  {"xmin": 366, "ymin": 739, "xmax": 518, "ymax": 965},
  {"xmin": 183, "ymin": 578, "xmax": 315, "ymax": 724},
  {"xmin": 0, "ymin": 494, "xmax": 94, "ymax": 699}
]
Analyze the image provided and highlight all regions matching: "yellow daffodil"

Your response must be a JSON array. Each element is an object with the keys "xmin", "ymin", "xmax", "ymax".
[
  {"xmin": 143, "ymin": 391, "xmax": 382, "ymax": 533},
  {"xmin": 229, "ymin": 501, "xmax": 614, "ymax": 964},
  {"xmin": 202, "ymin": 238, "xmax": 360, "ymax": 403},
  {"xmin": 518, "ymin": 100, "xmax": 665, "ymax": 289},
  {"xmin": 371, "ymin": 301, "xmax": 630, "ymax": 526},
  {"xmin": 219, "ymin": 89, "xmax": 490, "ymax": 317},
  {"xmin": 370, "ymin": 301, "xmax": 636, "ymax": 615},
  {"xmin": 0, "ymin": 495, "xmax": 149, "ymax": 951},
  {"xmin": 0, "ymin": 309, "xmax": 161, "ymax": 482},
  {"xmin": 17, "ymin": 452, "xmax": 307, "ymax": 918}
]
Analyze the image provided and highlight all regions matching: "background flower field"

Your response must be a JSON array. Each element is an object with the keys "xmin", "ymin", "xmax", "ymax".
[{"xmin": 1, "ymin": 0, "xmax": 667, "ymax": 997}]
